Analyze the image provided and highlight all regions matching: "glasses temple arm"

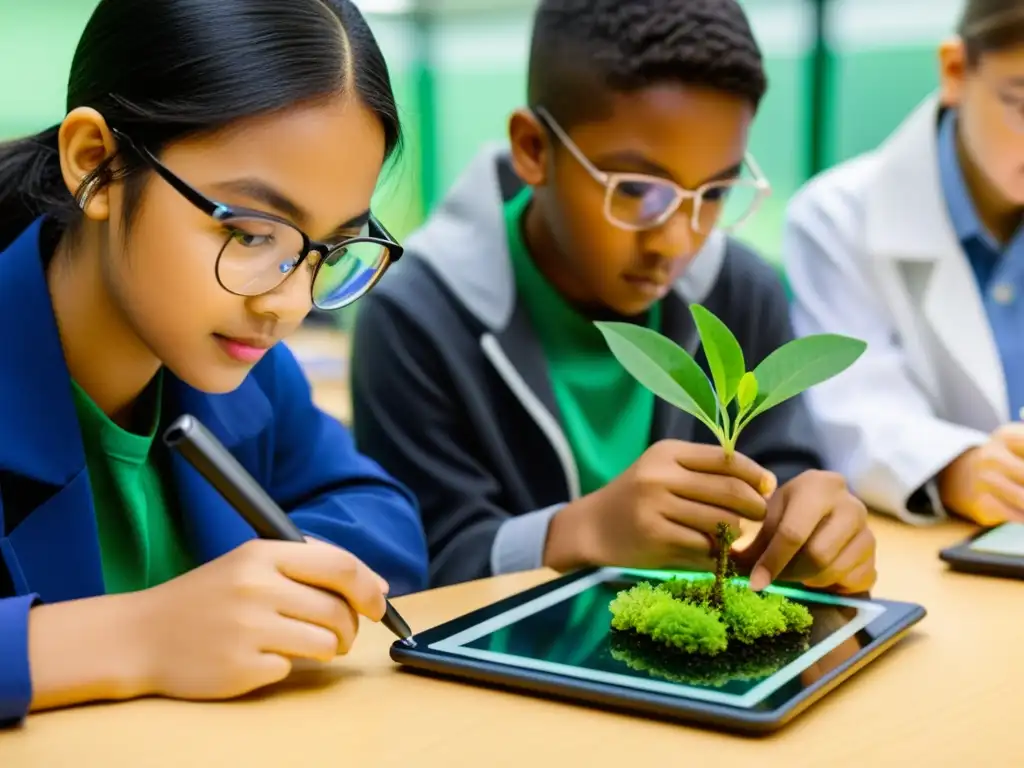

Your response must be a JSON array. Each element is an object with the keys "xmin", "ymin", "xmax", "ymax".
[
  {"xmin": 532, "ymin": 106, "xmax": 610, "ymax": 186},
  {"xmin": 111, "ymin": 129, "xmax": 224, "ymax": 217},
  {"xmin": 743, "ymin": 152, "xmax": 771, "ymax": 190}
]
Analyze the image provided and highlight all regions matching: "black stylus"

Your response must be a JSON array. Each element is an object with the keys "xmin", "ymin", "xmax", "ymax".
[{"xmin": 163, "ymin": 414, "xmax": 415, "ymax": 647}]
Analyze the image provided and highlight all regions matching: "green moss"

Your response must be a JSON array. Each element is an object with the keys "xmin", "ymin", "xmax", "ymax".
[
  {"xmin": 609, "ymin": 581, "xmax": 728, "ymax": 655},
  {"xmin": 608, "ymin": 579, "xmax": 810, "ymax": 655},
  {"xmin": 661, "ymin": 574, "xmax": 714, "ymax": 604},
  {"xmin": 607, "ymin": 523, "xmax": 813, "ymax": 657},
  {"xmin": 721, "ymin": 582, "xmax": 791, "ymax": 644},
  {"xmin": 772, "ymin": 592, "xmax": 815, "ymax": 634}
]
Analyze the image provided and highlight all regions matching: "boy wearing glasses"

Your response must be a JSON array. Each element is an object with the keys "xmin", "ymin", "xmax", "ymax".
[
  {"xmin": 785, "ymin": 0, "xmax": 1024, "ymax": 527},
  {"xmin": 351, "ymin": 0, "xmax": 877, "ymax": 593}
]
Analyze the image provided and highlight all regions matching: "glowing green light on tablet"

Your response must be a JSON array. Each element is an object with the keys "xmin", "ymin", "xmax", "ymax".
[{"xmin": 618, "ymin": 568, "xmax": 711, "ymax": 581}]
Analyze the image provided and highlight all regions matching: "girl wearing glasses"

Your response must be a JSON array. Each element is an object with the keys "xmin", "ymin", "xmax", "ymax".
[
  {"xmin": 351, "ymin": 0, "xmax": 877, "ymax": 599},
  {"xmin": 785, "ymin": 0, "xmax": 1024, "ymax": 528},
  {"xmin": 0, "ymin": 0, "xmax": 427, "ymax": 726}
]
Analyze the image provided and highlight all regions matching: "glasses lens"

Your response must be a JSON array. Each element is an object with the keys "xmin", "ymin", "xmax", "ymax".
[
  {"xmin": 607, "ymin": 178, "xmax": 681, "ymax": 229},
  {"xmin": 313, "ymin": 239, "xmax": 390, "ymax": 310},
  {"xmin": 216, "ymin": 216, "xmax": 306, "ymax": 297},
  {"xmin": 696, "ymin": 180, "xmax": 762, "ymax": 234}
]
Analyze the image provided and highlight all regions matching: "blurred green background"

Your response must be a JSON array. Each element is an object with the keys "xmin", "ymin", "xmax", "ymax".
[{"xmin": 0, "ymin": 0, "xmax": 962, "ymax": 265}]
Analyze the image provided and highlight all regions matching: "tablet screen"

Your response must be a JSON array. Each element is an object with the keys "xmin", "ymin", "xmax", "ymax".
[
  {"xmin": 968, "ymin": 523, "xmax": 1024, "ymax": 557},
  {"xmin": 428, "ymin": 569, "xmax": 888, "ymax": 712}
]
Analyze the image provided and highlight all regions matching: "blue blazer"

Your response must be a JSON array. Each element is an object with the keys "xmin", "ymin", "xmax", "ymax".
[{"xmin": 0, "ymin": 219, "xmax": 429, "ymax": 727}]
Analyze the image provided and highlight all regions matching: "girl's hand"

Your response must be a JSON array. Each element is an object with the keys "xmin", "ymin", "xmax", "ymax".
[{"xmin": 138, "ymin": 538, "xmax": 388, "ymax": 700}]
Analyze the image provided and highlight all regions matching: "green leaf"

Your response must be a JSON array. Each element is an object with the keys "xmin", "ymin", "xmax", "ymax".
[
  {"xmin": 595, "ymin": 321, "xmax": 720, "ymax": 432},
  {"xmin": 747, "ymin": 334, "xmax": 866, "ymax": 420},
  {"xmin": 690, "ymin": 304, "xmax": 746, "ymax": 405},
  {"xmin": 736, "ymin": 372, "xmax": 758, "ymax": 413}
]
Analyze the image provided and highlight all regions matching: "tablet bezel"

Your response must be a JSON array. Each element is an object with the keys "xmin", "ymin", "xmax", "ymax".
[
  {"xmin": 390, "ymin": 568, "xmax": 925, "ymax": 734},
  {"xmin": 939, "ymin": 524, "xmax": 1024, "ymax": 580}
]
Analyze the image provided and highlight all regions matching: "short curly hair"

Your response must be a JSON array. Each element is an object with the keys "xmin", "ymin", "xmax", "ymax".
[{"xmin": 527, "ymin": 0, "xmax": 766, "ymax": 129}]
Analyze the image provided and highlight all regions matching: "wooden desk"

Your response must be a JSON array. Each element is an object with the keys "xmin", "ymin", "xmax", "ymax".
[
  {"xmin": 2, "ymin": 517, "xmax": 1022, "ymax": 766},
  {"xmin": 285, "ymin": 326, "xmax": 352, "ymax": 425}
]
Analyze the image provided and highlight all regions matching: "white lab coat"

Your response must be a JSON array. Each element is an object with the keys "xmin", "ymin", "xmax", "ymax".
[{"xmin": 784, "ymin": 93, "xmax": 1008, "ymax": 525}]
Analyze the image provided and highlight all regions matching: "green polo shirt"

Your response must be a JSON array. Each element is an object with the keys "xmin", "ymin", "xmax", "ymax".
[
  {"xmin": 71, "ymin": 373, "xmax": 193, "ymax": 594},
  {"xmin": 504, "ymin": 187, "xmax": 660, "ymax": 496}
]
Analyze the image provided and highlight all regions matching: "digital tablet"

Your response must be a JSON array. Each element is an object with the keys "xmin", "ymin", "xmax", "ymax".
[
  {"xmin": 939, "ymin": 522, "xmax": 1024, "ymax": 580},
  {"xmin": 391, "ymin": 568, "xmax": 925, "ymax": 734}
]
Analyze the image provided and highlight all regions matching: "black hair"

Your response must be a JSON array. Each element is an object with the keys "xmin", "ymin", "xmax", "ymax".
[
  {"xmin": 0, "ymin": 0, "xmax": 401, "ymax": 252},
  {"xmin": 527, "ymin": 0, "xmax": 766, "ymax": 130},
  {"xmin": 959, "ymin": 0, "xmax": 1024, "ymax": 65}
]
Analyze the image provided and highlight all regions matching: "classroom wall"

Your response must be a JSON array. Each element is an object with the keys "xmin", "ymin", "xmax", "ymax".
[
  {"xmin": 389, "ymin": 0, "xmax": 963, "ymax": 261},
  {"xmin": 0, "ymin": 0, "xmax": 963, "ymax": 263}
]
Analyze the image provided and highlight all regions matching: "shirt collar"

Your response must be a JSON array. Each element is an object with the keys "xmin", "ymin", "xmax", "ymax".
[{"xmin": 938, "ymin": 108, "xmax": 1001, "ymax": 250}]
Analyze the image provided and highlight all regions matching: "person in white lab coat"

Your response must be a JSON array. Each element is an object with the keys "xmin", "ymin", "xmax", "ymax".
[{"xmin": 784, "ymin": 0, "xmax": 1024, "ymax": 527}]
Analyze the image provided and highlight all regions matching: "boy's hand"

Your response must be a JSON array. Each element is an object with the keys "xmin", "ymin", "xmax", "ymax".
[
  {"xmin": 136, "ymin": 539, "xmax": 389, "ymax": 701},
  {"xmin": 733, "ymin": 470, "xmax": 877, "ymax": 595},
  {"xmin": 545, "ymin": 440, "xmax": 776, "ymax": 572}
]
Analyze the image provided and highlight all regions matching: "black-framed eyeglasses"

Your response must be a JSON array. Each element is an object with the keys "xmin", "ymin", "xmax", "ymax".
[{"xmin": 109, "ymin": 129, "xmax": 403, "ymax": 311}]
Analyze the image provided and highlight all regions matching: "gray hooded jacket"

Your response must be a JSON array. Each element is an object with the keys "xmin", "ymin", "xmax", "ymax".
[{"xmin": 351, "ymin": 146, "xmax": 824, "ymax": 588}]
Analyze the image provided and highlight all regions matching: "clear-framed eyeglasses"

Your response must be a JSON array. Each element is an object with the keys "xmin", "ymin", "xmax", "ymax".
[
  {"xmin": 110, "ymin": 130, "xmax": 403, "ymax": 311},
  {"xmin": 533, "ymin": 107, "xmax": 771, "ymax": 235}
]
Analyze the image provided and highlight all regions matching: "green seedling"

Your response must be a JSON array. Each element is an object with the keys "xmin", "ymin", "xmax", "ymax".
[{"xmin": 595, "ymin": 304, "xmax": 866, "ymax": 456}]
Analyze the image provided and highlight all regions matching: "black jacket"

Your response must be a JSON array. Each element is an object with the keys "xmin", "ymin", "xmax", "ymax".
[{"xmin": 351, "ymin": 146, "xmax": 824, "ymax": 588}]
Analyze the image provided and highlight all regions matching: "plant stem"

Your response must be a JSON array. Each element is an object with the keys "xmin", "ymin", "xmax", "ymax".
[
  {"xmin": 735, "ymin": 406, "xmax": 759, "ymax": 437},
  {"xmin": 725, "ymin": 407, "xmax": 759, "ymax": 454},
  {"xmin": 719, "ymin": 400, "xmax": 736, "ymax": 458},
  {"xmin": 711, "ymin": 522, "xmax": 735, "ymax": 609}
]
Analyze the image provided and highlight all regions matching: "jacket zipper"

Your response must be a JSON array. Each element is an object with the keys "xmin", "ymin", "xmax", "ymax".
[{"xmin": 479, "ymin": 334, "xmax": 581, "ymax": 501}]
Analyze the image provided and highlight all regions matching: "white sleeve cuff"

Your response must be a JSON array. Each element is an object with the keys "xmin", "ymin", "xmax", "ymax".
[{"xmin": 856, "ymin": 424, "xmax": 987, "ymax": 525}]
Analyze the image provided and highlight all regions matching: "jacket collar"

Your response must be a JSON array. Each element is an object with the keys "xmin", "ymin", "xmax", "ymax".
[
  {"xmin": 863, "ymin": 93, "xmax": 1009, "ymax": 422},
  {"xmin": 0, "ymin": 219, "xmax": 85, "ymax": 486},
  {"xmin": 936, "ymin": 108, "xmax": 989, "ymax": 247},
  {"xmin": 406, "ymin": 144, "xmax": 728, "ymax": 333},
  {"xmin": 863, "ymin": 93, "xmax": 961, "ymax": 261}
]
